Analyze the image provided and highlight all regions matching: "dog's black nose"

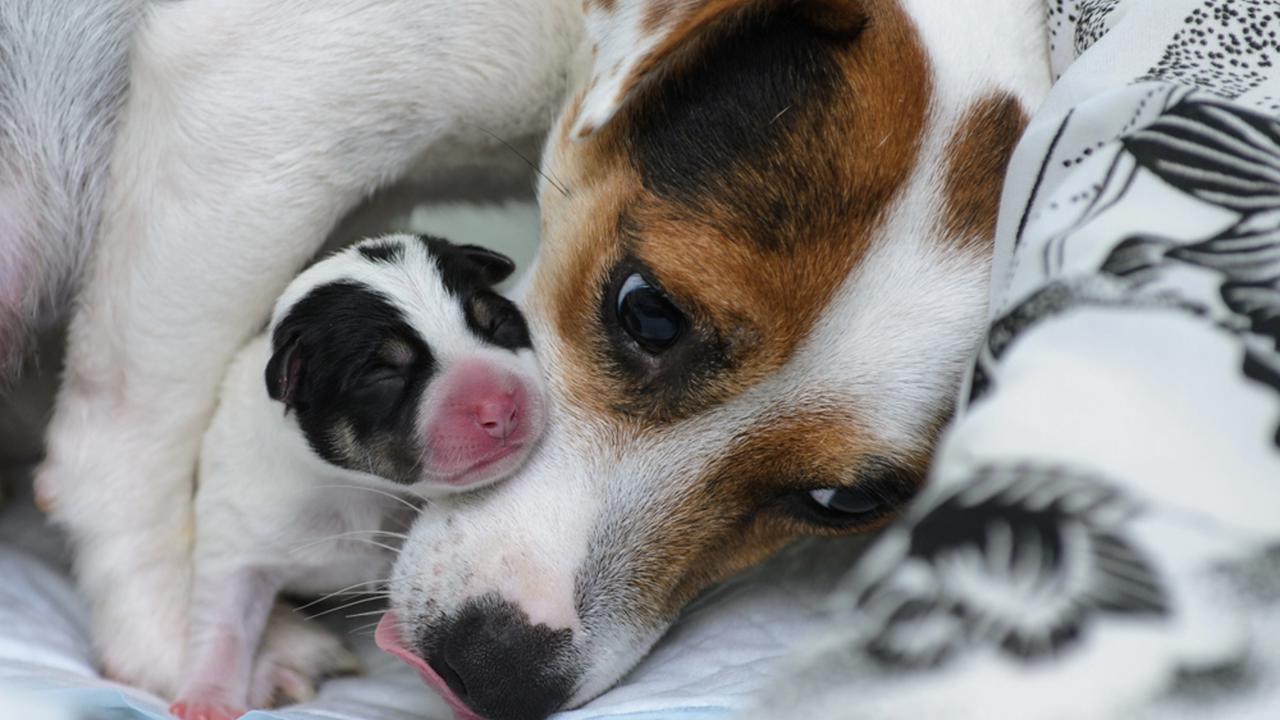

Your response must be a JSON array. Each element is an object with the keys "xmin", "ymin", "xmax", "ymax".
[{"xmin": 425, "ymin": 596, "xmax": 577, "ymax": 720}]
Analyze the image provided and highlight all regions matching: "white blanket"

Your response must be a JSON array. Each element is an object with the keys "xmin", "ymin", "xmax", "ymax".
[
  {"xmin": 0, "ymin": 479, "xmax": 865, "ymax": 720},
  {"xmin": 7, "ymin": 2, "xmax": 1280, "ymax": 719}
]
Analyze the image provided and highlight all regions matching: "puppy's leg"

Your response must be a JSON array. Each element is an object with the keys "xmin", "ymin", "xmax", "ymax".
[
  {"xmin": 36, "ymin": 0, "xmax": 580, "ymax": 695},
  {"xmin": 173, "ymin": 566, "xmax": 285, "ymax": 720},
  {"xmin": 249, "ymin": 604, "xmax": 362, "ymax": 708}
]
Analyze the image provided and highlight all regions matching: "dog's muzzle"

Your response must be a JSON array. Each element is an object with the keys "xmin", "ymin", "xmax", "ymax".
[{"xmin": 379, "ymin": 596, "xmax": 578, "ymax": 720}]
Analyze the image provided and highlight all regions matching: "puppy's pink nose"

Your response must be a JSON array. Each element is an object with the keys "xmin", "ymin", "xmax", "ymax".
[{"xmin": 474, "ymin": 395, "xmax": 519, "ymax": 440}]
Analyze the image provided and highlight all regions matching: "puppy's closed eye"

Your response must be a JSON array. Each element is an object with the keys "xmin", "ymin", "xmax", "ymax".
[{"xmin": 466, "ymin": 291, "xmax": 531, "ymax": 350}]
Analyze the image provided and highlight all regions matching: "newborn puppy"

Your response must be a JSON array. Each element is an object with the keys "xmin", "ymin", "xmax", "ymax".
[{"xmin": 172, "ymin": 234, "xmax": 544, "ymax": 720}]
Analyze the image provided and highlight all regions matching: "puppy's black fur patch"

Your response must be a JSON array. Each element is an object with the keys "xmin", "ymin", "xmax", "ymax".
[
  {"xmin": 265, "ymin": 237, "xmax": 531, "ymax": 483},
  {"xmin": 417, "ymin": 235, "xmax": 532, "ymax": 351},
  {"xmin": 358, "ymin": 239, "xmax": 406, "ymax": 264},
  {"xmin": 268, "ymin": 281, "xmax": 435, "ymax": 482}
]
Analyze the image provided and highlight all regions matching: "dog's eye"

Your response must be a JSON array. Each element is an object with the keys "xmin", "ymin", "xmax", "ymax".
[
  {"xmin": 786, "ymin": 487, "xmax": 885, "ymax": 528},
  {"xmin": 616, "ymin": 273, "xmax": 684, "ymax": 353},
  {"xmin": 808, "ymin": 487, "xmax": 880, "ymax": 515}
]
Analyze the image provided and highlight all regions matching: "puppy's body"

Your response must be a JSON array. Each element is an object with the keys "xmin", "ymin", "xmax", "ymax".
[
  {"xmin": 178, "ymin": 235, "xmax": 544, "ymax": 718},
  {"xmin": 180, "ymin": 335, "xmax": 397, "ymax": 720}
]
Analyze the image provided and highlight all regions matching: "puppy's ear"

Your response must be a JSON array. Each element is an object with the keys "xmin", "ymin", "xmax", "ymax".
[
  {"xmin": 457, "ymin": 245, "xmax": 516, "ymax": 286},
  {"xmin": 573, "ymin": 0, "xmax": 864, "ymax": 138},
  {"xmin": 265, "ymin": 334, "xmax": 305, "ymax": 410}
]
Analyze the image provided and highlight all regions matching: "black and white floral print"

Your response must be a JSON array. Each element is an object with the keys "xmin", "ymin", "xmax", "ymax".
[
  {"xmin": 850, "ymin": 464, "xmax": 1165, "ymax": 670},
  {"xmin": 1047, "ymin": 0, "xmax": 1126, "ymax": 72},
  {"xmin": 750, "ymin": 2, "xmax": 1280, "ymax": 718},
  {"xmin": 1075, "ymin": 0, "xmax": 1122, "ymax": 56},
  {"xmin": 975, "ymin": 95, "xmax": 1280, "ymax": 445},
  {"xmin": 1141, "ymin": 0, "xmax": 1280, "ymax": 99}
]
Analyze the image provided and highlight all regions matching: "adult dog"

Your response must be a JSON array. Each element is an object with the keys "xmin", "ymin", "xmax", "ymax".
[{"xmin": 4, "ymin": 0, "xmax": 1049, "ymax": 717}]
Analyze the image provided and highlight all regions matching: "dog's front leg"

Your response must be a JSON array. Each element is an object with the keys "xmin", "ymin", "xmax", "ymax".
[{"xmin": 35, "ymin": 0, "xmax": 581, "ymax": 696}]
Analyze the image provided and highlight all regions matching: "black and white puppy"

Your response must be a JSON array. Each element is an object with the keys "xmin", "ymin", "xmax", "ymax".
[{"xmin": 174, "ymin": 234, "xmax": 544, "ymax": 720}]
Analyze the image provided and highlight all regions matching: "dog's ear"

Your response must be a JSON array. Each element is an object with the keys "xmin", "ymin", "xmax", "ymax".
[
  {"xmin": 457, "ymin": 245, "xmax": 516, "ymax": 286},
  {"xmin": 572, "ymin": 0, "xmax": 864, "ymax": 138},
  {"xmin": 265, "ymin": 333, "xmax": 305, "ymax": 410}
]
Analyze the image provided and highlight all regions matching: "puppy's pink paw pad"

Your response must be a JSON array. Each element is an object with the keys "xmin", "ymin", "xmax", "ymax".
[{"xmin": 170, "ymin": 700, "xmax": 244, "ymax": 720}]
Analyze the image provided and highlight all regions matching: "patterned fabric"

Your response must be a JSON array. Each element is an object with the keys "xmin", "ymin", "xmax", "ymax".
[{"xmin": 748, "ymin": 2, "xmax": 1280, "ymax": 717}]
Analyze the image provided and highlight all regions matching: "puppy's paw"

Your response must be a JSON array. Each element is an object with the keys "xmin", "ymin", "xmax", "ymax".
[
  {"xmin": 169, "ymin": 699, "xmax": 244, "ymax": 720},
  {"xmin": 250, "ymin": 606, "xmax": 362, "ymax": 708}
]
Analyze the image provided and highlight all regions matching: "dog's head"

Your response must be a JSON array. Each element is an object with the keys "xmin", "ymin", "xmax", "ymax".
[
  {"xmin": 266, "ymin": 234, "xmax": 545, "ymax": 490},
  {"xmin": 386, "ymin": 1, "xmax": 1047, "ymax": 718}
]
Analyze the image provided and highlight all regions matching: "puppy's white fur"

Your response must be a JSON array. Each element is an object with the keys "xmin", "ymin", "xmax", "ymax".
[{"xmin": 179, "ymin": 235, "xmax": 542, "ymax": 714}]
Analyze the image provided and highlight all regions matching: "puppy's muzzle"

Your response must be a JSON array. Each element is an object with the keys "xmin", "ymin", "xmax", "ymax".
[{"xmin": 396, "ymin": 595, "xmax": 578, "ymax": 720}]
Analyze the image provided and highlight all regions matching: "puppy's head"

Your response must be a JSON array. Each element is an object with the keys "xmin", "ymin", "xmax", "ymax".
[
  {"xmin": 266, "ymin": 234, "xmax": 544, "ymax": 491},
  {"xmin": 385, "ymin": 1, "xmax": 1045, "ymax": 718}
]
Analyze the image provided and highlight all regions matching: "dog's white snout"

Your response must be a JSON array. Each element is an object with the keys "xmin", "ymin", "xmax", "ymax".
[{"xmin": 489, "ymin": 549, "xmax": 582, "ymax": 634}]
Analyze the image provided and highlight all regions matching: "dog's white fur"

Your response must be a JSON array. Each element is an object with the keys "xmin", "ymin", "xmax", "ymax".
[
  {"xmin": 7, "ymin": 0, "xmax": 1052, "ymax": 709},
  {"xmin": 390, "ymin": 0, "xmax": 1052, "ymax": 707},
  {"xmin": 0, "ymin": 0, "xmax": 141, "ymax": 376},
  {"xmin": 30, "ymin": 0, "xmax": 580, "ymax": 695}
]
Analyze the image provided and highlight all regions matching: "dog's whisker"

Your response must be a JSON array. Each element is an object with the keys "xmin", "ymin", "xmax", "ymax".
[
  {"xmin": 304, "ymin": 594, "xmax": 390, "ymax": 621},
  {"xmin": 345, "ymin": 608, "xmax": 391, "ymax": 620},
  {"xmin": 292, "ymin": 579, "xmax": 392, "ymax": 611},
  {"xmin": 315, "ymin": 484, "xmax": 422, "ymax": 514},
  {"xmin": 289, "ymin": 529, "xmax": 407, "ymax": 554},
  {"xmin": 350, "ymin": 621, "xmax": 383, "ymax": 636},
  {"xmin": 348, "ymin": 538, "xmax": 402, "ymax": 554},
  {"xmin": 466, "ymin": 122, "xmax": 569, "ymax": 197}
]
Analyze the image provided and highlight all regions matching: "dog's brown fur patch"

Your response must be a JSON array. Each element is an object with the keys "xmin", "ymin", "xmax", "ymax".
[
  {"xmin": 537, "ymin": 0, "xmax": 940, "ymax": 626},
  {"xmin": 942, "ymin": 93, "xmax": 1029, "ymax": 250},
  {"xmin": 537, "ymin": 0, "xmax": 933, "ymax": 426},
  {"xmin": 584, "ymin": 0, "xmax": 617, "ymax": 14},
  {"xmin": 611, "ymin": 406, "xmax": 926, "ymax": 621}
]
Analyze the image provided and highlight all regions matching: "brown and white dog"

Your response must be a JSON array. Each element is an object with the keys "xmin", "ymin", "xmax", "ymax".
[
  {"xmin": 12, "ymin": 0, "xmax": 1048, "ymax": 718},
  {"xmin": 381, "ymin": 3, "xmax": 1049, "ymax": 717}
]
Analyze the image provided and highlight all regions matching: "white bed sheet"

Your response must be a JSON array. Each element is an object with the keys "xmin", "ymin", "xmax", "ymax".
[{"xmin": 0, "ymin": 479, "xmax": 861, "ymax": 720}]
